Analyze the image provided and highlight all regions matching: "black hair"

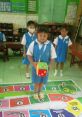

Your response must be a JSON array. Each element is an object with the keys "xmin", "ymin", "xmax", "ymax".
[
  {"xmin": 27, "ymin": 20, "xmax": 37, "ymax": 27},
  {"xmin": 61, "ymin": 25, "xmax": 69, "ymax": 31},
  {"xmin": 37, "ymin": 26, "xmax": 49, "ymax": 33}
]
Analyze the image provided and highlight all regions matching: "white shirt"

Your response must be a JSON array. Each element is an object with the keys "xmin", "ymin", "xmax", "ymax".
[
  {"xmin": 53, "ymin": 35, "xmax": 72, "ymax": 46},
  {"xmin": 21, "ymin": 32, "xmax": 35, "ymax": 45},
  {"xmin": 27, "ymin": 40, "xmax": 57, "ymax": 59}
]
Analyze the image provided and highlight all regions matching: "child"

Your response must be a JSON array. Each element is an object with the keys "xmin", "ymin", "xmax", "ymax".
[
  {"xmin": 0, "ymin": 27, "xmax": 8, "ymax": 61},
  {"xmin": 0, "ymin": 27, "xmax": 6, "ymax": 42},
  {"xmin": 21, "ymin": 20, "xmax": 37, "ymax": 78},
  {"xmin": 27, "ymin": 27, "xmax": 56, "ymax": 100},
  {"xmin": 53, "ymin": 26, "xmax": 72, "ymax": 77}
]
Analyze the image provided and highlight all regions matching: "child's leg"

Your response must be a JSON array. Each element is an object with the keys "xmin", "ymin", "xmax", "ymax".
[
  {"xmin": 60, "ymin": 62, "xmax": 64, "ymax": 77},
  {"xmin": 34, "ymin": 83, "xmax": 39, "ymax": 93},
  {"xmin": 38, "ymin": 83, "xmax": 44, "ymax": 99},
  {"xmin": 54, "ymin": 62, "xmax": 59, "ymax": 76},
  {"xmin": 26, "ymin": 64, "xmax": 30, "ymax": 78},
  {"xmin": 38, "ymin": 83, "xmax": 43, "ymax": 92},
  {"xmin": 33, "ymin": 83, "xmax": 39, "ymax": 99}
]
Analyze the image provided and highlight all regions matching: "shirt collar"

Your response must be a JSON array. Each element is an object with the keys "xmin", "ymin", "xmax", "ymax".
[
  {"xmin": 59, "ymin": 35, "xmax": 69, "ymax": 39},
  {"xmin": 28, "ymin": 32, "xmax": 34, "ymax": 37},
  {"xmin": 35, "ymin": 39, "xmax": 49, "ymax": 45}
]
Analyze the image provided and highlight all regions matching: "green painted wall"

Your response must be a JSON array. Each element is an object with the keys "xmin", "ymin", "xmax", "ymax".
[
  {"xmin": 38, "ymin": 0, "xmax": 80, "ymax": 23},
  {"xmin": 67, "ymin": 0, "xmax": 80, "ymax": 4},
  {"xmin": 0, "ymin": 0, "xmax": 80, "ymax": 23},
  {"xmin": 38, "ymin": 0, "xmax": 67, "ymax": 23}
]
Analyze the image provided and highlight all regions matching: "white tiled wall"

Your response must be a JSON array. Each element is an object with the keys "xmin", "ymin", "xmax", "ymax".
[{"xmin": 0, "ymin": 12, "xmax": 38, "ymax": 29}]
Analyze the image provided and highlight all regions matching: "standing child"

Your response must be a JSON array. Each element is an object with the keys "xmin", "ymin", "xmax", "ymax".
[
  {"xmin": 0, "ymin": 27, "xmax": 6, "ymax": 42},
  {"xmin": 53, "ymin": 26, "xmax": 72, "ymax": 77},
  {"xmin": 0, "ymin": 27, "xmax": 8, "ymax": 61},
  {"xmin": 27, "ymin": 27, "xmax": 56, "ymax": 100},
  {"xmin": 21, "ymin": 20, "xmax": 37, "ymax": 78}
]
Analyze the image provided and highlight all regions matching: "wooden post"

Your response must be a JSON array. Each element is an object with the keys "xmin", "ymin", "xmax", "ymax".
[{"xmin": 75, "ymin": 0, "xmax": 82, "ymax": 26}]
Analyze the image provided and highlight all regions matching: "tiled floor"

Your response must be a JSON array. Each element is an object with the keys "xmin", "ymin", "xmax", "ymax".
[{"xmin": 0, "ymin": 55, "xmax": 82, "ymax": 89}]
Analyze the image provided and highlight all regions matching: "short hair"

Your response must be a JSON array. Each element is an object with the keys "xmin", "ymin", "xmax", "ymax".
[
  {"xmin": 37, "ymin": 26, "xmax": 49, "ymax": 33},
  {"xmin": 61, "ymin": 25, "xmax": 69, "ymax": 31},
  {"xmin": 27, "ymin": 20, "xmax": 37, "ymax": 27}
]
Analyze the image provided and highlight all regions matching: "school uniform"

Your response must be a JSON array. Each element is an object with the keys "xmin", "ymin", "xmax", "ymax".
[
  {"xmin": 21, "ymin": 32, "xmax": 37, "ymax": 64},
  {"xmin": 0, "ymin": 32, "xmax": 6, "ymax": 42},
  {"xmin": 53, "ymin": 35, "xmax": 72, "ymax": 63},
  {"xmin": 27, "ymin": 39, "xmax": 56, "ymax": 84},
  {"xmin": 0, "ymin": 32, "xmax": 8, "ymax": 61}
]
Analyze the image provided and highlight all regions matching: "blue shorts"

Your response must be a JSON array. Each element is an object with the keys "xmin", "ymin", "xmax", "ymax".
[
  {"xmin": 55, "ymin": 56, "xmax": 66, "ymax": 63},
  {"xmin": 22, "ymin": 57, "xmax": 30, "ymax": 65},
  {"xmin": 32, "ymin": 68, "xmax": 48, "ymax": 84}
]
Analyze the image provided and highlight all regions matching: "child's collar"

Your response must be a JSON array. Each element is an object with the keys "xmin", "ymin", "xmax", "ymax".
[
  {"xmin": 59, "ymin": 35, "xmax": 69, "ymax": 39},
  {"xmin": 28, "ymin": 32, "xmax": 35, "ymax": 37},
  {"xmin": 35, "ymin": 39, "xmax": 49, "ymax": 45}
]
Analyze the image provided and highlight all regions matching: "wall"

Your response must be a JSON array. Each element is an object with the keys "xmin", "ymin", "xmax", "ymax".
[
  {"xmin": 38, "ymin": 0, "xmax": 67, "ymax": 23},
  {"xmin": 0, "ymin": 12, "xmax": 38, "ymax": 29},
  {"xmin": 0, "ymin": 0, "xmax": 80, "ymax": 29},
  {"xmin": 67, "ymin": 0, "xmax": 80, "ymax": 4},
  {"xmin": 37, "ymin": 0, "xmax": 80, "ymax": 23}
]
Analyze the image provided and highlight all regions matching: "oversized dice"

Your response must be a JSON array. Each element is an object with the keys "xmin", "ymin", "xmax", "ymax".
[{"xmin": 36, "ymin": 62, "xmax": 48, "ymax": 77}]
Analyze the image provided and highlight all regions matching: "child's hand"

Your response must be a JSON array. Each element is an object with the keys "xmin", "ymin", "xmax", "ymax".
[
  {"xmin": 33, "ymin": 62, "xmax": 37, "ymax": 70},
  {"xmin": 23, "ymin": 53, "xmax": 26, "ymax": 57}
]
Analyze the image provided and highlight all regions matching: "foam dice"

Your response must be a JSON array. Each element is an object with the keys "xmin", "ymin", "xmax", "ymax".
[{"xmin": 37, "ymin": 62, "xmax": 48, "ymax": 77}]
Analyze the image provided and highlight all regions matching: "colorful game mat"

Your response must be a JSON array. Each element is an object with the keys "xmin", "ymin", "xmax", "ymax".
[{"xmin": 0, "ymin": 80, "xmax": 82, "ymax": 117}]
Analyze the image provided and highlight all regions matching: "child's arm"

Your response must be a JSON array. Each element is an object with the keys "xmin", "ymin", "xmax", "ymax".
[
  {"xmin": 53, "ymin": 43, "xmax": 57, "ymax": 49},
  {"xmin": 23, "ymin": 45, "xmax": 26, "ymax": 57},
  {"xmin": 26, "ymin": 41, "xmax": 37, "ymax": 69},
  {"xmin": 28, "ymin": 55, "xmax": 37, "ymax": 69},
  {"xmin": 68, "ymin": 38, "xmax": 72, "ymax": 46},
  {"xmin": 69, "ymin": 44, "xmax": 73, "ymax": 49},
  {"xmin": 49, "ymin": 44, "xmax": 57, "ymax": 70},
  {"xmin": 68, "ymin": 38, "xmax": 73, "ymax": 50},
  {"xmin": 53, "ymin": 37, "xmax": 58, "ymax": 48},
  {"xmin": 3, "ymin": 33, "xmax": 6, "ymax": 42},
  {"xmin": 21, "ymin": 34, "xmax": 26, "ymax": 57}
]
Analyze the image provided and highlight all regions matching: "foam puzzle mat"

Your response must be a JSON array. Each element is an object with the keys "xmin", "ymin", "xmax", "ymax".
[{"xmin": 0, "ymin": 80, "xmax": 82, "ymax": 117}]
